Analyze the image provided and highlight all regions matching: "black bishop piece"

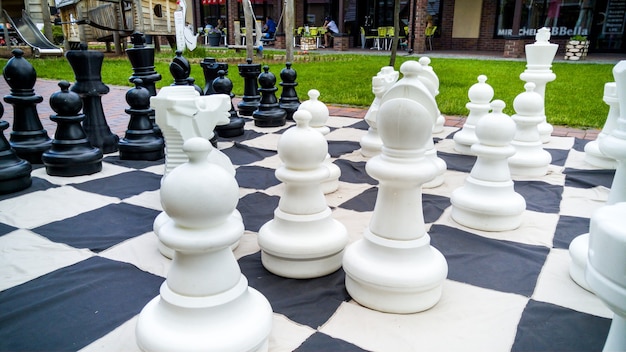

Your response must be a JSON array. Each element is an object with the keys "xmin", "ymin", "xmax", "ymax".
[
  {"xmin": 42, "ymin": 81, "xmax": 103, "ymax": 176},
  {"xmin": 279, "ymin": 62, "xmax": 300, "ymax": 120},
  {"xmin": 2, "ymin": 48, "xmax": 51, "ymax": 163},
  {"xmin": 252, "ymin": 65, "xmax": 286, "ymax": 127},
  {"xmin": 170, "ymin": 50, "xmax": 203, "ymax": 95}
]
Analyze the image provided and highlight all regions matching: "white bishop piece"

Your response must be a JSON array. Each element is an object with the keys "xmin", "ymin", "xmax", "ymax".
[
  {"xmin": 451, "ymin": 100, "xmax": 526, "ymax": 231},
  {"xmin": 453, "ymin": 74, "xmax": 494, "ymax": 155},
  {"xmin": 508, "ymin": 82, "xmax": 552, "ymax": 177},
  {"xmin": 520, "ymin": 27, "xmax": 558, "ymax": 143},
  {"xmin": 360, "ymin": 66, "xmax": 399, "ymax": 157},
  {"xmin": 342, "ymin": 98, "xmax": 448, "ymax": 314},
  {"xmin": 570, "ymin": 60, "xmax": 626, "ymax": 292},
  {"xmin": 298, "ymin": 89, "xmax": 341, "ymax": 194},
  {"xmin": 584, "ymin": 82, "xmax": 619, "ymax": 169},
  {"xmin": 258, "ymin": 109, "xmax": 348, "ymax": 279},
  {"xmin": 136, "ymin": 138, "xmax": 272, "ymax": 352},
  {"xmin": 381, "ymin": 60, "xmax": 446, "ymax": 188}
]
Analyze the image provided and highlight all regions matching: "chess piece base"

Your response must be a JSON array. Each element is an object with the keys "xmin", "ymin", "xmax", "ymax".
[
  {"xmin": 0, "ymin": 159, "xmax": 32, "ymax": 194},
  {"xmin": 569, "ymin": 233, "xmax": 593, "ymax": 291},
  {"xmin": 42, "ymin": 149, "xmax": 103, "ymax": 177},
  {"xmin": 119, "ymin": 139, "xmax": 165, "ymax": 161},
  {"xmin": 343, "ymin": 229, "xmax": 447, "ymax": 314},
  {"xmin": 584, "ymin": 140, "xmax": 618, "ymax": 169},
  {"xmin": 451, "ymin": 177, "xmax": 526, "ymax": 231},
  {"xmin": 359, "ymin": 128, "xmax": 382, "ymax": 157},
  {"xmin": 259, "ymin": 208, "xmax": 348, "ymax": 279},
  {"xmin": 136, "ymin": 278, "xmax": 272, "ymax": 352}
]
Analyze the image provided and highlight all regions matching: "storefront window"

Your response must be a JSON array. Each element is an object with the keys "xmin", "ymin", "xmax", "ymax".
[{"xmin": 496, "ymin": 0, "xmax": 597, "ymax": 38}]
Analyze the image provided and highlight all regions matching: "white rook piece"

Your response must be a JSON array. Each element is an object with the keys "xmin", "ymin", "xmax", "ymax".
[
  {"xmin": 360, "ymin": 66, "xmax": 399, "ymax": 157},
  {"xmin": 451, "ymin": 100, "xmax": 526, "ymax": 231},
  {"xmin": 151, "ymin": 86, "xmax": 238, "ymax": 258},
  {"xmin": 136, "ymin": 138, "xmax": 272, "ymax": 352},
  {"xmin": 342, "ymin": 98, "xmax": 448, "ymax": 314},
  {"xmin": 298, "ymin": 89, "xmax": 341, "ymax": 194},
  {"xmin": 382, "ymin": 60, "xmax": 446, "ymax": 188},
  {"xmin": 508, "ymin": 82, "xmax": 552, "ymax": 177},
  {"xmin": 258, "ymin": 109, "xmax": 348, "ymax": 279},
  {"xmin": 584, "ymin": 82, "xmax": 619, "ymax": 169},
  {"xmin": 453, "ymin": 74, "xmax": 494, "ymax": 155},
  {"xmin": 520, "ymin": 27, "xmax": 557, "ymax": 143},
  {"xmin": 570, "ymin": 60, "xmax": 626, "ymax": 291},
  {"xmin": 585, "ymin": 202, "xmax": 626, "ymax": 352}
]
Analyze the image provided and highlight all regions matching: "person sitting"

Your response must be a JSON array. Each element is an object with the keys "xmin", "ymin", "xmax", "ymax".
[
  {"xmin": 262, "ymin": 16, "xmax": 276, "ymax": 39},
  {"xmin": 322, "ymin": 16, "xmax": 338, "ymax": 48}
]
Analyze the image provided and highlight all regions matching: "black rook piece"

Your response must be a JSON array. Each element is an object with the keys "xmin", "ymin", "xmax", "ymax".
[
  {"xmin": 42, "ymin": 81, "xmax": 103, "ymax": 177},
  {"xmin": 0, "ymin": 101, "xmax": 32, "ymax": 194},
  {"xmin": 201, "ymin": 57, "xmax": 228, "ymax": 95},
  {"xmin": 213, "ymin": 70, "xmax": 245, "ymax": 138},
  {"xmin": 66, "ymin": 44, "xmax": 119, "ymax": 154},
  {"xmin": 237, "ymin": 58, "xmax": 261, "ymax": 116},
  {"xmin": 252, "ymin": 65, "xmax": 286, "ymax": 127},
  {"xmin": 126, "ymin": 31, "xmax": 162, "ymax": 136},
  {"xmin": 118, "ymin": 78, "xmax": 165, "ymax": 160},
  {"xmin": 279, "ymin": 62, "xmax": 300, "ymax": 120},
  {"xmin": 2, "ymin": 48, "xmax": 52, "ymax": 164}
]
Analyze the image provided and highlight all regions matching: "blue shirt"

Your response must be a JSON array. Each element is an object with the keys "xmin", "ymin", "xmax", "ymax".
[{"xmin": 265, "ymin": 19, "xmax": 276, "ymax": 34}]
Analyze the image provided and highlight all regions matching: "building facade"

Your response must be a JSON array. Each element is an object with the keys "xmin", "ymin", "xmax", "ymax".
[{"xmin": 195, "ymin": 0, "xmax": 626, "ymax": 54}]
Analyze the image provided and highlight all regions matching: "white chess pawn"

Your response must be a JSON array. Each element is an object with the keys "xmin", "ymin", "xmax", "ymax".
[
  {"xmin": 520, "ymin": 27, "xmax": 558, "ymax": 143},
  {"xmin": 584, "ymin": 82, "xmax": 619, "ymax": 169},
  {"xmin": 508, "ymin": 82, "xmax": 552, "ymax": 177},
  {"xmin": 418, "ymin": 56, "xmax": 445, "ymax": 133},
  {"xmin": 382, "ymin": 60, "xmax": 446, "ymax": 188},
  {"xmin": 258, "ymin": 109, "xmax": 348, "ymax": 279},
  {"xmin": 136, "ymin": 138, "xmax": 272, "ymax": 352},
  {"xmin": 343, "ymin": 97, "xmax": 448, "ymax": 314},
  {"xmin": 298, "ymin": 89, "xmax": 341, "ymax": 194},
  {"xmin": 585, "ymin": 202, "xmax": 626, "ymax": 351},
  {"xmin": 453, "ymin": 74, "xmax": 494, "ymax": 155},
  {"xmin": 451, "ymin": 100, "xmax": 526, "ymax": 231}
]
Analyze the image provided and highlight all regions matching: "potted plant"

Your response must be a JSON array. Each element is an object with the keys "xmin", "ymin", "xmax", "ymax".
[
  {"xmin": 564, "ymin": 35, "xmax": 589, "ymax": 61},
  {"xmin": 205, "ymin": 27, "xmax": 222, "ymax": 47}
]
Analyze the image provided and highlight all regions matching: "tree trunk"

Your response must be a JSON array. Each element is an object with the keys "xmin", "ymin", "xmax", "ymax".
[{"xmin": 389, "ymin": 0, "xmax": 401, "ymax": 66}]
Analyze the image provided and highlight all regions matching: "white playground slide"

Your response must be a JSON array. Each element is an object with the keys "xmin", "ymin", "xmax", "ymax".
[{"xmin": 3, "ymin": 10, "xmax": 63, "ymax": 57}]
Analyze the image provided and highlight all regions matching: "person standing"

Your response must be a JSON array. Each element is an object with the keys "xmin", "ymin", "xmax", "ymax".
[{"xmin": 322, "ymin": 16, "xmax": 339, "ymax": 48}]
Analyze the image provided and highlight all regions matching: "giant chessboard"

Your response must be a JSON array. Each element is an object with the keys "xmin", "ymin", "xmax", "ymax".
[{"xmin": 0, "ymin": 114, "xmax": 614, "ymax": 351}]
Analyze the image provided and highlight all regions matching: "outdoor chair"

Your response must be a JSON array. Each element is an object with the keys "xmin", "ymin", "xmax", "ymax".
[{"xmin": 425, "ymin": 25, "xmax": 437, "ymax": 50}]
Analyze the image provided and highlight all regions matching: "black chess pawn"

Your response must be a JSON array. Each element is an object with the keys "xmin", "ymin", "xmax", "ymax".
[
  {"xmin": 237, "ymin": 58, "xmax": 261, "ymax": 116},
  {"xmin": 119, "ymin": 79, "xmax": 165, "ymax": 161},
  {"xmin": 42, "ymin": 81, "xmax": 103, "ymax": 177},
  {"xmin": 213, "ymin": 70, "xmax": 245, "ymax": 138},
  {"xmin": 0, "ymin": 101, "xmax": 32, "ymax": 194},
  {"xmin": 170, "ymin": 50, "xmax": 192, "ymax": 87},
  {"xmin": 2, "ymin": 48, "xmax": 52, "ymax": 164},
  {"xmin": 126, "ymin": 31, "xmax": 162, "ymax": 136},
  {"xmin": 279, "ymin": 62, "xmax": 300, "ymax": 120},
  {"xmin": 253, "ymin": 65, "xmax": 286, "ymax": 127},
  {"xmin": 66, "ymin": 44, "xmax": 119, "ymax": 154},
  {"xmin": 201, "ymin": 57, "xmax": 228, "ymax": 95}
]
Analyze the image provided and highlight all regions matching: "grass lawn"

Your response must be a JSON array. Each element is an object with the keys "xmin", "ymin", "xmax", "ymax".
[{"xmin": 0, "ymin": 46, "xmax": 616, "ymax": 129}]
